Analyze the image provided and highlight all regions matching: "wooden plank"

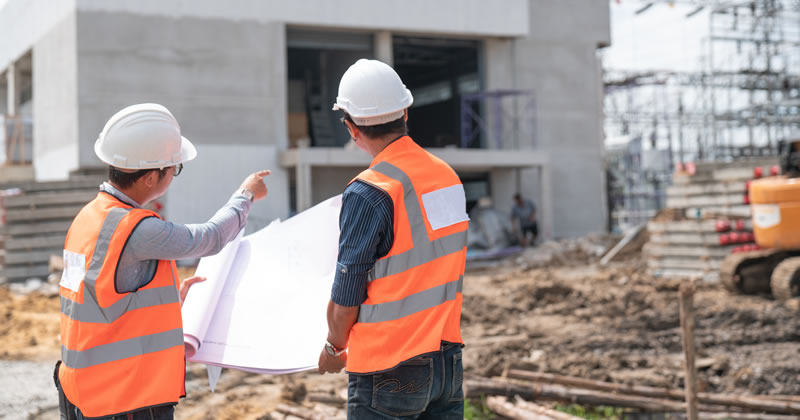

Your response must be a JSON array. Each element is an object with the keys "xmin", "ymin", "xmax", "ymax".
[
  {"xmin": 648, "ymin": 219, "xmax": 752, "ymax": 234},
  {"xmin": 679, "ymin": 282, "xmax": 699, "ymax": 420},
  {"xmin": 1, "ymin": 220, "xmax": 72, "ymax": 236},
  {"xmin": 4, "ymin": 249, "xmax": 61, "ymax": 265},
  {"xmin": 667, "ymin": 181, "xmax": 747, "ymax": 198},
  {"xmin": 648, "ymin": 257, "xmax": 722, "ymax": 271},
  {"xmin": 4, "ymin": 206, "xmax": 83, "ymax": 222},
  {"xmin": 684, "ymin": 206, "xmax": 751, "ymax": 219},
  {"xmin": 2, "ymin": 190, "xmax": 95, "ymax": 208},
  {"xmin": 667, "ymin": 194, "xmax": 746, "ymax": 209},
  {"xmin": 648, "ymin": 268, "xmax": 720, "ymax": 281},
  {"xmin": 649, "ymin": 232, "xmax": 723, "ymax": 246},
  {"xmin": 6, "ymin": 235, "xmax": 66, "ymax": 250},
  {"xmin": 644, "ymin": 244, "xmax": 734, "ymax": 258}
]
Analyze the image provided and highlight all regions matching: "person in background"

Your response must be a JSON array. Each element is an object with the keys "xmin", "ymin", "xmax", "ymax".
[
  {"xmin": 512, "ymin": 193, "xmax": 538, "ymax": 247},
  {"xmin": 55, "ymin": 103, "xmax": 270, "ymax": 420}
]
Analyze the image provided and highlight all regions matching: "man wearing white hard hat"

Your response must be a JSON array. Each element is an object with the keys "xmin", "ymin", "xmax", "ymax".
[
  {"xmin": 54, "ymin": 103, "xmax": 270, "ymax": 419},
  {"xmin": 318, "ymin": 59, "xmax": 469, "ymax": 419}
]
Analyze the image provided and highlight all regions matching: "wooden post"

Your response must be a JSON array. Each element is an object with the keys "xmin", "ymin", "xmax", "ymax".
[{"xmin": 680, "ymin": 281, "xmax": 699, "ymax": 420}]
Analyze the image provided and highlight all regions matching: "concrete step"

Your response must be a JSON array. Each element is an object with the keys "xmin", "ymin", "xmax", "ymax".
[
  {"xmin": 0, "ymin": 178, "xmax": 101, "ymax": 193},
  {"xmin": 1, "ymin": 220, "xmax": 73, "ymax": 237},
  {"xmin": 6, "ymin": 235, "xmax": 66, "ymax": 251},
  {"xmin": 2, "ymin": 190, "xmax": 96, "ymax": 209},
  {"xmin": 0, "ymin": 264, "xmax": 50, "ymax": 281},
  {"xmin": 4, "ymin": 206, "xmax": 83, "ymax": 223},
  {"xmin": 4, "ymin": 249, "xmax": 61, "ymax": 265}
]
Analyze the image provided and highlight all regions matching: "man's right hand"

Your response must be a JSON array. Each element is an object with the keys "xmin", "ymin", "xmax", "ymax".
[{"xmin": 239, "ymin": 170, "xmax": 271, "ymax": 201}]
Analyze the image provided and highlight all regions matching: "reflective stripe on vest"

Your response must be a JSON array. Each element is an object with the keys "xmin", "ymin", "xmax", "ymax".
[
  {"xmin": 369, "ymin": 161, "xmax": 468, "ymax": 281},
  {"xmin": 60, "ymin": 208, "xmax": 179, "ymax": 326},
  {"xmin": 62, "ymin": 328, "xmax": 183, "ymax": 369},
  {"xmin": 358, "ymin": 276, "xmax": 463, "ymax": 323}
]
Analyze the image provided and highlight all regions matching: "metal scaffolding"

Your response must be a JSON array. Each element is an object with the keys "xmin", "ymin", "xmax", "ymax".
[{"xmin": 605, "ymin": 0, "xmax": 800, "ymax": 231}]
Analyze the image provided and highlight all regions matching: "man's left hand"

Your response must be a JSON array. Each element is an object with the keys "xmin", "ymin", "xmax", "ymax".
[
  {"xmin": 318, "ymin": 347, "xmax": 347, "ymax": 374},
  {"xmin": 179, "ymin": 276, "xmax": 206, "ymax": 306}
]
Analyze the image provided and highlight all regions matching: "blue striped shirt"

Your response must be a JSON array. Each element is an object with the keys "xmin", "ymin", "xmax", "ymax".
[{"xmin": 331, "ymin": 180, "xmax": 394, "ymax": 307}]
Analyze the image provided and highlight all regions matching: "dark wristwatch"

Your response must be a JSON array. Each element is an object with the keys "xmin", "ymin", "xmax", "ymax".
[{"xmin": 325, "ymin": 340, "xmax": 346, "ymax": 357}]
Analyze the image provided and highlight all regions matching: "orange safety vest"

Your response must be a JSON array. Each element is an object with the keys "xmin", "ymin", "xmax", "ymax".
[
  {"xmin": 346, "ymin": 136, "xmax": 468, "ymax": 374},
  {"xmin": 58, "ymin": 191, "xmax": 185, "ymax": 418}
]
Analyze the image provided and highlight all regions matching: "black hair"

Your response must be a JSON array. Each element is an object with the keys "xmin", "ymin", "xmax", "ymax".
[
  {"xmin": 514, "ymin": 193, "xmax": 522, "ymax": 201},
  {"xmin": 108, "ymin": 166, "xmax": 167, "ymax": 189},
  {"xmin": 343, "ymin": 113, "xmax": 407, "ymax": 139}
]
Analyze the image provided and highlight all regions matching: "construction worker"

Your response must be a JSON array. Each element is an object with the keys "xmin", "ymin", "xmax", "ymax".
[
  {"xmin": 512, "ymin": 193, "xmax": 538, "ymax": 247},
  {"xmin": 318, "ymin": 59, "xmax": 469, "ymax": 419},
  {"xmin": 54, "ymin": 103, "xmax": 270, "ymax": 420}
]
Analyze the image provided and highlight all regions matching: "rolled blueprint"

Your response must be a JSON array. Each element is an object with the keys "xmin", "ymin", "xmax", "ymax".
[{"xmin": 181, "ymin": 229, "xmax": 244, "ymax": 357}]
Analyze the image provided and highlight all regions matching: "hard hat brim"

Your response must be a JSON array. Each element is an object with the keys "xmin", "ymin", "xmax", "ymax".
[{"xmin": 95, "ymin": 135, "xmax": 197, "ymax": 170}]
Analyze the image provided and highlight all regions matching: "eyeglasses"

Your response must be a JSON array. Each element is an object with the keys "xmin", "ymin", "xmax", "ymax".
[{"xmin": 173, "ymin": 163, "xmax": 183, "ymax": 177}]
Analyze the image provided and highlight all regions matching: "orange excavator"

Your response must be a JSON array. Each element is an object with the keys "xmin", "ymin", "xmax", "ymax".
[{"xmin": 721, "ymin": 134, "xmax": 800, "ymax": 300}]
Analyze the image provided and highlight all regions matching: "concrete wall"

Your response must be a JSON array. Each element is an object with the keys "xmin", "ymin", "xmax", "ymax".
[
  {"xmin": 484, "ymin": 0, "xmax": 610, "ymax": 238},
  {"xmin": 0, "ymin": 0, "xmax": 76, "ymax": 71},
  {"xmin": 310, "ymin": 167, "xmax": 362, "ymax": 205},
  {"xmin": 75, "ymin": 0, "xmax": 529, "ymax": 38},
  {"xmin": 75, "ymin": 11, "xmax": 291, "ymax": 220},
  {"xmin": 164, "ymin": 144, "xmax": 289, "ymax": 235},
  {"xmin": 32, "ymin": 10, "xmax": 80, "ymax": 181}
]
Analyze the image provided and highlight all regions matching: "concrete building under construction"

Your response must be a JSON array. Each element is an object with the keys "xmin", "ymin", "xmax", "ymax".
[{"xmin": 0, "ymin": 0, "xmax": 610, "ymax": 239}]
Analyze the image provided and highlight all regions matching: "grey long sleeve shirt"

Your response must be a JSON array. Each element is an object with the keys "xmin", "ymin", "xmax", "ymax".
[{"xmin": 98, "ymin": 182, "xmax": 252, "ymax": 293}]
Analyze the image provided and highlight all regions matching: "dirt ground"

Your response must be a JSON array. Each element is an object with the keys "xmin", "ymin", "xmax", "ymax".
[{"xmin": 2, "ymin": 240, "xmax": 799, "ymax": 419}]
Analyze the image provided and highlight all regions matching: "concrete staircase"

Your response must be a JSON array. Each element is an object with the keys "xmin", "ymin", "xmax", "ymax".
[{"xmin": 0, "ymin": 171, "xmax": 104, "ymax": 283}]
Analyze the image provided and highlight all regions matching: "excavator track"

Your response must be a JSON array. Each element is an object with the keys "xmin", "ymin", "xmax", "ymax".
[
  {"xmin": 720, "ymin": 250, "xmax": 780, "ymax": 295},
  {"xmin": 770, "ymin": 257, "xmax": 800, "ymax": 301}
]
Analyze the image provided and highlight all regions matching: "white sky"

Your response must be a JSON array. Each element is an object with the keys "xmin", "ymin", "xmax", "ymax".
[{"xmin": 603, "ymin": 1, "xmax": 710, "ymax": 72}]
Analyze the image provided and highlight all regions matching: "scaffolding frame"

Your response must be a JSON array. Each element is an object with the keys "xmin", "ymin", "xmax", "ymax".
[{"xmin": 605, "ymin": 0, "xmax": 800, "ymax": 231}]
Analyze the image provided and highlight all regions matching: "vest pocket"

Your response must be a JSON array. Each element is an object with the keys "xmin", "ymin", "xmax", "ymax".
[{"xmin": 370, "ymin": 357, "xmax": 434, "ymax": 416}]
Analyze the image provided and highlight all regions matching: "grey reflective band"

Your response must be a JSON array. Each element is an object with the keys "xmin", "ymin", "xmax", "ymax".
[
  {"xmin": 61, "ymin": 207, "xmax": 179, "ymax": 324},
  {"xmin": 61, "ymin": 328, "xmax": 183, "ymax": 369},
  {"xmin": 358, "ymin": 276, "xmax": 463, "ymax": 324},
  {"xmin": 61, "ymin": 286, "xmax": 179, "ymax": 323},
  {"xmin": 371, "ymin": 162, "xmax": 430, "ymax": 248},
  {"xmin": 367, "ymin": 162, "xmax": 467, "ymax": 280}
]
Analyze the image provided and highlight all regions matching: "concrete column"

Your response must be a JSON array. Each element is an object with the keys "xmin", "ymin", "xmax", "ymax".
[
  {"xmin": 539, "ymin": 163, "xmax": 554, "ymax": 240},
  {"xmin": 6, "ymin": 62, "xmax": 18, "ymax": 115},
  {"xmin": 295, "ymin": 159, "xmax": 313, "ymax": 212},
  {"xmin": 375, "ymin": 31, "xmax": 393, "ymax": 66}
]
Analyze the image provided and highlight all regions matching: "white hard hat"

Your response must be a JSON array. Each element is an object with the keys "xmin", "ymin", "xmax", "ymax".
[
  {"xmin": 94, "ymin": 103, "xmax": 197, "ymax": 170},
  {"xmin": 332, "ymin": 59, "xmax": 413, "ymax": 126}
]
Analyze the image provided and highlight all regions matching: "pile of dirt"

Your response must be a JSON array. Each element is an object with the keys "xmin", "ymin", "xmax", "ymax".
[
  {"xmin": 0, "ymin": 286, "xmax": 60, "ymax": 361},
  {"xmin": 460, "ymin": 261, "xmax": 800, "ymax": 396}
]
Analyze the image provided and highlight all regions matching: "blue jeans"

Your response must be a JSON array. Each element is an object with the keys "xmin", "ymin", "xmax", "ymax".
[{"xmin": 347, "ymin": 342, "xmax": 464, "ymax": 419}]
